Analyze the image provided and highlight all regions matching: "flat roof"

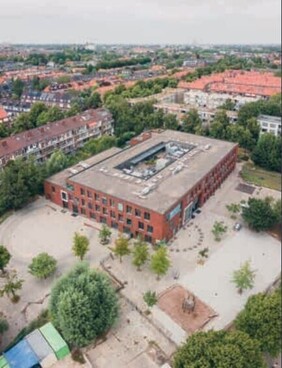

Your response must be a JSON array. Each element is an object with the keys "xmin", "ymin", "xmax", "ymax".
[
  {"xmin": 47, "ymin": 147, "xmax": 122, "ymax": 188},
  {"xmin": 258, "ymin": 114, "xmax": 281, "ymax": 124},
  {"xmin": 65, "ymin": 130, "xmax": 237, "ymax": 214}
]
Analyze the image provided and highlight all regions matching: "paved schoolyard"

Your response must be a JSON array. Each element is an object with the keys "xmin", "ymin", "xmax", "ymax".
[
  {"xmin": 179, "ymin": 227, "xmax": 281, "ymax": 330},
  {"xmin": 0, "ymin": 198, "xmax": 110, "ymax": 350},
  {"xmin": 0, "ymin": 162, "xmax": 280, "ymax": 366}
]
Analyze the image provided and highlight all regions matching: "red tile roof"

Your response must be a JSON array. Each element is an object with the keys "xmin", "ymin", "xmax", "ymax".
[
  {"xmin": 178, "ymin": 70, "xmax": 281, "ymax": 97},
  {"xmin": 0, "ymin": 108, "xmax": 8, "ymax": 120}
]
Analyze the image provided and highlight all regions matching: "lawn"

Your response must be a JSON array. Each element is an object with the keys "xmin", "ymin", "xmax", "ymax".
[{"xmin": 240, "ymin": 163, "xmax": 281, "ymax": 192}]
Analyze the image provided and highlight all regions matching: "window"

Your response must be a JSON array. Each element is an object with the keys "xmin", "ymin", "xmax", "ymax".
[
  {"xmin": 138, "ymin": 221, "xmax": 144, "ymax": 230},
  {"xmin": 80, "ymin": 188, "xmax": 85, "ymax": 196},
  {"xmin": 90, "ymin": 212, "xmax": 96, "ymax": 219},
  {"xmin": 102, "ymin": 197, "xmax": 107, "ymax": 205},
  {"xmin": 118, "ymin": 214, "xmax": 124, "ymax": 222},
  {"xmin": 111, "ymin": 221, "xmax": 118, "ymax": 229},
  {"xmin": 123, "ymin": 226, "xmax": 131, "ymax": 234},
  {"xmin": 144, "ymin": 212, "xmax": 150, "ymax": 220},
  {"xmin": 147, "ymin": 225, "xmax": 154, "ymax": 233},
  {"xmin": 144, "ymin": 235, "xmax": 152, "ymax": 243},
  {"xmin": 81, "ymin": 199, "xmax": 85, "ymax": 206},
  {"xmin": 110, "ymin": 211, "xmax": 116, "ymax": 218},
  {"xmin": 61, "ymin": 191, "xmax": 68, "ymax": 201},
  {"xmin": 100, "ymin": 217, "xmax": 107, "ymax": 224},
  {"xmin": 81, "ymin": 208, "xmax": 86, "ymax": 215},
  {"xmin": 88, "ymin": 202, "xmax": 93, "ymax": 209},
  {"xmin": 110, "ymin": 199, "xmax": 115, "ymax": 207},
  {"xmin": 126, "ymin": 218, "xmax": 132, "ymax": 225},
  {"xmin": 102, "ymin": 207, "xmax": 108, "ymax": 215},
  {"xmin": 95, "ymin": 204, "xmax": 100, "ymax": 212},
  {"xmin": 118, "ymin": 203, "xmax": 123, "ymax": 212},
  {"xmin": 126, "ymin": 205, "xmax": 132, "ymax": 214},
  {"xmin": 68, "ymin": 194, "xmax": 73, "ymax": 201},
  {"xmin": 87, "ymin": 190, "xmax": 92, "ymax": 198},
  {"xmin": 135, "ymin": 209, "xmax": 141, "ymax": 217},
  {"xmin": 95, "ymin": 193, "xmax": 100, "ymax": 201},
  {"xmin": 51, "ymin": 186, "xmax": 56, "ymax": 193}
]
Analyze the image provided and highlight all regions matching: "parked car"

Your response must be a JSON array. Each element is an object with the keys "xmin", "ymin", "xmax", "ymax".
[{"xmin": 234, "ymin": 223, "xmax": 242, "ymax": 231}]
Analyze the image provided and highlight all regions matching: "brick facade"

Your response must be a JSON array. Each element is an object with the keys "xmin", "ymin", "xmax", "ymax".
[{"xmin": 44, "ymin": 145, "xmax": 237, "ymax": 243}]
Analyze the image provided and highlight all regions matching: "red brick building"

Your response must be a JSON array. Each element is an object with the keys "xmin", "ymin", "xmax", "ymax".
[{"xmin": 44, "ymin": 130, "xmax": 238, "ymax": 243}]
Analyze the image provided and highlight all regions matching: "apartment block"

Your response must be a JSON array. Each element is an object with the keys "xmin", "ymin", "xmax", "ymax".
[
  {"xmin": 0, "ymin": 108, "xmax": 113, "ymax": 168},
  {"xmin": 258, "ymin": 114, "xmax": 281, "ymax": 137}
]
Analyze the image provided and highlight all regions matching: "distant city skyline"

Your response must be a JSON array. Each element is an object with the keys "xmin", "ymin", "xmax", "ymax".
[{"xmin": 0, "ymin": 0, "xmax": 281, "ymax": 45}]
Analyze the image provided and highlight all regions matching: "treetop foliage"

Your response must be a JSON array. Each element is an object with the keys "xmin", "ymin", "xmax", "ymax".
[{"xmin": 49, "ymin": 263, "xmax": 118, "ymax": 347}]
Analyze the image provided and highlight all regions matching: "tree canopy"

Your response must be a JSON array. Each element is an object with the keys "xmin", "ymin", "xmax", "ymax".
[
  {"xmin": 28, "ymin": 253, "xmax": 57, "ymax": 279},
  {"xmin": 251, "ymin": 134, "xmax": 281, "ymax": 173},
  {"xmin": 150, "ymin": 247, "xmax": 170, "ymax": 279},
  {"xmin": 113, "ymin": 234, "xmax": 130, "ymax": 262},
  {"xmin": 0, "ymin": 245, "xmax": 11, "ymax": 273},
  {"xmin": 242, "ymin": 197, "xmax": 280, "ymax": 231},
  {"xmin": 173, "ymin": 330, "xmax": 266, "ymax": 368},
  {"xmin": 72, "ymin": 233, "xmax": 90, "ymax": 261},
  {"xmin": 49, "ymin": 263, "xmax": 118, "ymax": 347},
  {"xmin": 235, "ymin": 288, "xmax": 281, "ymax": 357},
  {"xmin": 232, "ymin": 261, "xmax": 256, "ymax": 293}
]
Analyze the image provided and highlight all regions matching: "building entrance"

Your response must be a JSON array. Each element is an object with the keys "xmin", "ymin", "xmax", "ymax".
[{"xmin": 183, "ymin": 197, "xmax": 199, "ymax": 224}]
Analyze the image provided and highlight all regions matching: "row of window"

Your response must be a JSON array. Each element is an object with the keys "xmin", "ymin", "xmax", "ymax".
[
  {"xmin": 79, "ymin": 188, "xmax": 151, "ymax": 219},
  {"xmin": 80, "ymin": 207, "xmax": 153, "ymax": 233}
]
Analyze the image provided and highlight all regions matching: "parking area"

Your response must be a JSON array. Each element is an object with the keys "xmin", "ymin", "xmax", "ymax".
[{"xmin": 0, "ymin": 163, "xmax": 280, "ymax": 367}]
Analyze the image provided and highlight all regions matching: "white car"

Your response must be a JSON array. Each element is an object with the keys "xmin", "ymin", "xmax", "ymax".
[{"xmin": 234, "ymin": 223, "xmax": 242, "ymax": 231}]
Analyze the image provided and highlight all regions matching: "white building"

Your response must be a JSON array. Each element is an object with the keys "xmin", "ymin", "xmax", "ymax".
[
  {"xmin": 257, "ymin": 115, "xmax": 281, "ymax": 137},
  {"xmin": 184, "ymin": 90, "xmax": 261, "ymax": 110}
]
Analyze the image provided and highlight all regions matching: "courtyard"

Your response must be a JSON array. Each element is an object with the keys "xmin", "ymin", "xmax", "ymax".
[{"xmin": 0, "ymin": 163, "xmax": 280, "ymax": 367}]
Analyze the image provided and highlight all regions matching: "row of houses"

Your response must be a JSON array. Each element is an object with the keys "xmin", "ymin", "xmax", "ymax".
[
  {"xmin": 21, "ymin": 91, "xmax": 72, "ymax": 110},
  {"xmin": 0, "ymin": 108, "xmax": 113, "ymax": 168}
]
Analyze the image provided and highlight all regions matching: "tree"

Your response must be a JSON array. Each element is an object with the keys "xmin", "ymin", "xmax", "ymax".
[
  {"xmin": 113, "ymin": 234, "xmax": 130, "ymax": 262},
  {"xmin": 45, "ymin": 150, "xmax": 68, "ymax": 176},
  {"xmin": 99, "ymin": 225, "xmax": 112, "ymax": 245},
  {"xmin": 28, "ymin": 253, "xmax": 57, "ymax": 279},
  {"xmin": 72, "ymin": 233, "xmax": 90, "ymax": 261},
  {"xmin": 49, "ymin": 263, "xmax": 118, "ymax": 347},
  {"xmin": 0, "ymin": 271, "xmax": 24, "ymax": 302},
  {"xmin": 182, "ymin": 108, "xmax": 201, "ymax": 133},
  {"xmin": 150, "ymin": 247, "xmax": 170, "ymax": 280},
  {"xmin": 85, "ymin": 92, "xmax": 102, "ymax": 109},
  {"xmin": 235, "ymin": 289, "xmax": 281, "ymax": 357},
  {"xmin": 252, "ymin": 134, "xmax": 281, "ymax": 173},
  {"xmin": 219, "ymin": 98, "xmax": 236, "ymax": 111},
  {"xmin": 242, "ymin": 197, "xmax": 280, "ymax": 231},
  {"xmin": 132, "ymin": 238, "xmax": 149, "ymax": 271},
  {"xmin": 143, "ymin": 291, "xmax": 157, "ymax": 307},
  {"xmin": 173, "ymin": 330, "xmax": 266, "ymax": 368},
  {"xmin": 0, "ymin": 158, "xmax": 44, "ymax": 214},
  {"xmin": 12, "ymin": 78, "xmax": 24, "ymax": 98},
  {"xmin": 232, "ymin": 261, "xmax": 256, "ymax": 294},
  {"xmin": 0, "ymin": 245, "xmax": 11, "ymax": 273},
  {"xmin": 226, "ymin": 203, "xmax": 241, "ymax": 219},
  {"xmin": 212, "ymin": 221, "xmax": 227, "ymax": 241},
  {"xmin": 163, "ymin": 114, "xmax": 179, "ymax": 130}
]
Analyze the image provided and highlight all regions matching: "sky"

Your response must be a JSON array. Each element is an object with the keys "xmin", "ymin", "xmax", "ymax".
[{"xmin": 0, "ymin": 0, "xmax": 281, "ymax": 44}]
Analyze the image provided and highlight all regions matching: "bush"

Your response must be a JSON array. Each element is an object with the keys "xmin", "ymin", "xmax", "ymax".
[{"xmin": 28, "ymin": 253, "xmax": 57, "ymax": 279}]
